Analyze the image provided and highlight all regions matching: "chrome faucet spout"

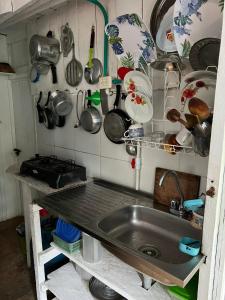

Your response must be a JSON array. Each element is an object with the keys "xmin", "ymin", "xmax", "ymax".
[{"xmin": 159, "ymin": 170, "xmax": 185, "ymax": 214}]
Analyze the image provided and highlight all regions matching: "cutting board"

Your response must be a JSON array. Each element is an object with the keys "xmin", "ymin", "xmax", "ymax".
[{"xmin": 154, "ymin": 168, "xmax": 201, "ymax": 207}]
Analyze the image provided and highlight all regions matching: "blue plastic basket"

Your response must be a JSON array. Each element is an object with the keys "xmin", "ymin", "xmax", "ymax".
[
  {"xmin": 52, "ymin": 231, "xmax": 81, "ymax": 254},
  {"xmin": 55, "ymin": 218, "xmax": 81, "ymax": 243}
]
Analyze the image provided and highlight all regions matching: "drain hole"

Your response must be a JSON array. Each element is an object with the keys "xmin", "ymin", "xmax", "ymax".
[{"xmin": 139, "ymin": 245, "xmax": 160, "ymax": 258}]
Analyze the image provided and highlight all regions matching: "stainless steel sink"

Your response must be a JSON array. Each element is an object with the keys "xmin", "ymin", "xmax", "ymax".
[
  {"xmin": 38, "ymin": 178, "xmax": 204, "ymax": 287},
  {"xmin": 98, "ymin": 205, "xmax": 202, "ymax": 285}
]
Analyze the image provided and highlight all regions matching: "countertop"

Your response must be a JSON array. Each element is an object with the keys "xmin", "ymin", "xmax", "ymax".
[{"xmin": 36, "ymin": 179, "xmax": 204, "ymax": 287}]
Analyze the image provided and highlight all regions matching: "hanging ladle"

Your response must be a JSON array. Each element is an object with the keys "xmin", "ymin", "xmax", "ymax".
[{"xmin": 84, "ymin": 25, "xmax": 103, "ymax": 84}]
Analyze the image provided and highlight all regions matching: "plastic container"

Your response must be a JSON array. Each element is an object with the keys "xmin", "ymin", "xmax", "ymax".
[
  {"xmin": 55, "ymin": 218, "xmax": 81, "ymax": 243},
  {"xmin": 52, "ymin": 230, "xmax": 81, "ymax": 254},
  {"xmin": 191, "ymin": 208, "xmax": 204, "ymax": 230},
  {"xmin": 82, "ymin": 232, "xmax": 103, "ymax": 263},
  {"xmin": 167, "ymin": 273, "xmax": 199, "ymax": 300},
  {"xmin": 183, "ymin": 199, "xmax": 204, "ymax": 212},
  {"xmin": 179, "ymin": 237, "xmax": 201, "ymax": 257}
]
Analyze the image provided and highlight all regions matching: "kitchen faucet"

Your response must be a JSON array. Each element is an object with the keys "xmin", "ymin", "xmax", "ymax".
[{"xmin": 159, "ymin": 170, "xmax": 185, "ymax": 216}]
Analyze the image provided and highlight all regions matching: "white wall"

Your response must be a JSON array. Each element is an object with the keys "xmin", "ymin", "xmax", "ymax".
[
  {"xmin": 0, "ymin": 76, "xmax": 22, "ymax": 220},
  {"xmin": 6, "ymin": 24, "xmax": 35, "ymax": 162},
  {"xmin": 8, "ymin": 0, "xmax": 208, "ymax": 194},
  {"xmin": 0, "ymin": 25, "xmax": 34, "ymax": 220}
]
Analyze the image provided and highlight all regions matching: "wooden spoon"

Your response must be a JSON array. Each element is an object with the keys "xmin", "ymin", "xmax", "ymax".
[
  {"xmin": 188, "ymin": 97, "xmax": 210, "ymax": 120},
  {"xmin": 185, "ymin": 114, "xmax": 200, "ymax": 128},
  {"xmin": 167, "ymin": 109, "xmax": 188, "ymax": 127},
  {"xmin": 164, "ymin": 134, "xmax": 182, "ymax": 155}
]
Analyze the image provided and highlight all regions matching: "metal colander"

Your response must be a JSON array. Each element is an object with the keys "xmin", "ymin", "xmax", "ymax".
[{"xmin": 89, "ymin": 277, "xmax": 123, "ymax": 300}]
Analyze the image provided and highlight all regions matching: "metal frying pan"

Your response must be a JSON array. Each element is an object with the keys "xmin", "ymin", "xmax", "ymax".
[
  {"xmin": 104, "ymin": 85, "xmax": 131, "ymax": 144},
  {"xmin": 150, "ymin": 0, "xmax": 176, "ymax": 42}
]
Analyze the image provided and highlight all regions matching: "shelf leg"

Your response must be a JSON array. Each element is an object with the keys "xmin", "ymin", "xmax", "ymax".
[
  {"xmin": 21, "ymin": 183, "xmax": 32, "ymax": 267},
  {"xmin": 30, "ymin": 203, "xmax": 47, "ymax": 300}
]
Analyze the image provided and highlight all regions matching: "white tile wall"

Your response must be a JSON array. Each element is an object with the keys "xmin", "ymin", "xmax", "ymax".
[
  {"xmin": 0, "ymin": 77, "xmax": 22, "ymax": 221},
  {"xmin": 100, "ymin": 156, "xmax": 135, "ymax": 187},
  {"xmin": 8, "ymin": 0, "xmax": 209, "ymax": 195},
  {"xmin": 11, "ymin": 76, "xmax": 36, "ymax": 162}
]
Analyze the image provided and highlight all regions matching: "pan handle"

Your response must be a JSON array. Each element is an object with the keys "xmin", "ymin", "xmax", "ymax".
[
  {"xmin": 88, "ymin": 26, "xmax": 95, "ymax": 68},
  {"xmin": 45, "ymin": 91, "xmax": 51, "ymax": 107},
  {"xmin": 87, "ymin": 89, "xmax": 92, "ymax": 107},
  {"xmin": 90, "ymin": 26, "xmax": 95, "ymax": 48},
  {"xmin": 51, "ymin": 63, "xmax": 58, "ymax": 84},
  {"xmin": 76, "ymin": 90, "xmax": 85, "ymax": 123},
  {"xmin": 37, "ymin": 91, "xmax": 43, "ymax": 105},
  {"xmin": 114, "ymin": 84, "xmax": 121, "ymax": 108},
  {"xmin": 36, "ymin": 91, "xmax": 44, "ymax": 123}
]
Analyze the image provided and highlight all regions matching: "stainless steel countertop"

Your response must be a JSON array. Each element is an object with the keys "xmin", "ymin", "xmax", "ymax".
[{"xmin": 36, "ymin": 179, "xmax": 204, "ymax": 287}]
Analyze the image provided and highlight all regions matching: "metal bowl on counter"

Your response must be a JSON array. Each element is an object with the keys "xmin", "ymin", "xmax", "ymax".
[{"xmin": 89, "ymin": 277, "xmax": 123, "ymax": 300}]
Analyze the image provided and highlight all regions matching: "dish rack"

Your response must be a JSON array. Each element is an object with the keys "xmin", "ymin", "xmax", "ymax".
[
  {"xmin": 123, "ymin": 137, "xmax": 193, "ymax": 154},
  {"xmin": 128, "ymin": 67, "xmax": 192, "ymax": 155}
]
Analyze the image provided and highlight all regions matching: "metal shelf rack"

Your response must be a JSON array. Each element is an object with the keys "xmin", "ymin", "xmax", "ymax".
[{"xmin": 123, "ymin": 137, "xmax": 193, "ymax": 155}]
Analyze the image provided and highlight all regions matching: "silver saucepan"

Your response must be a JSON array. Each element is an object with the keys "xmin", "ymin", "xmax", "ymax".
[
  {"xmin": 29, "ymin": 34, "xmax": 60, "ymax": 64},
  {"xmin": 50, "ymin": 90, "xmax": 73, "ymax": 116},
  {"xmin": 80, "ymin": 90, "xmax": 102, "ymax": 134}
]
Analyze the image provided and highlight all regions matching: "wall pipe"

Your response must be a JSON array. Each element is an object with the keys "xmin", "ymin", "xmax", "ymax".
[
  {"xmin": 86, "ymin": 0, "xmax": 109, "ymax": 76},
  {"xmin": 135, "ymin": 143, "xmax": 142, "ymax": 191},
  {"xmin": 86, "ymin": 1, "xmax": 141, "ymax": 191}
]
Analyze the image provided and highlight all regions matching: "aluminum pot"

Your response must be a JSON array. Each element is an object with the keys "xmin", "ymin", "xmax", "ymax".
[
  {"xmin": 50, "ymin": 90, "xmax": 73, "ymax": 116},
  {"xmin": 29, "ymin": 34, "xmax": 60, "ymax": 64}
]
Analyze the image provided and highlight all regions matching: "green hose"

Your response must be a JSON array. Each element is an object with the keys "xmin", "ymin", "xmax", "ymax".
[{"xmin": 86, "ymin": 0, "xmax": 109, "ymax": 76}]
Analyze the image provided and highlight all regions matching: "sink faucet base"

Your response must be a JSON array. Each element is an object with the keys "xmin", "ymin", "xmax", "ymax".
[{"xmin": 159, "ymin": 171, "xmax": 185, "ymax": 216}]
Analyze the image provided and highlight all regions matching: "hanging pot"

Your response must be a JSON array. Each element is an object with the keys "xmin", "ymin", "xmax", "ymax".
[
  {"xmin": 29, "ymin": 31, "xmax": 60, "ymax": 84},
  {"xmin": 29, "ymin": 32, "xmax": 60, "ymax": 64},
  {"xmin": 103, "ymin": 85, "xmax": 131, "ymax": 144},
  {"xmin": 50, "ymin": 90, "xmax": 73, "ymax": 116},
  {"xmin": 80, "ymin": 90, "xmax": 102, "ymax": 134}
]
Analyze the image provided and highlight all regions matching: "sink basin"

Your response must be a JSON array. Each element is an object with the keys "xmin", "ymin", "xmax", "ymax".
[{"xmin": 98, "ymin": 205, "xmax": 201, "ymax": 265}]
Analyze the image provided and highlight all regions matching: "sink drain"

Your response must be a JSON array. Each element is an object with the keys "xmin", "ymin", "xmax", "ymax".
[{"xmin": 139, "ymin": 245, "xmax": 160, "ymax": 258}]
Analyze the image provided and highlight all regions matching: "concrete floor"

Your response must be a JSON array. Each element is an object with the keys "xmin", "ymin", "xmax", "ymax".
[{"xmin": 0, "ymin": 216, "xmax": 36, "ymax": 300}]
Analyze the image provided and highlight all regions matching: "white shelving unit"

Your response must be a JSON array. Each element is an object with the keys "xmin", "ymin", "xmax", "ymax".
[
  {"xmin": 30, "ymin": 203, "xmax": 173, "ymax": 300},
  {"xmin": 46, "ymin": 262, "xmax": 95, "ymax": 300}
]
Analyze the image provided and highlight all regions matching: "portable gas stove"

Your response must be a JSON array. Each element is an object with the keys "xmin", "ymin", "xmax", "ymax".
[{"xmin": 20, "ymin": 154, "xmax": 87, "ymax": 189}]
